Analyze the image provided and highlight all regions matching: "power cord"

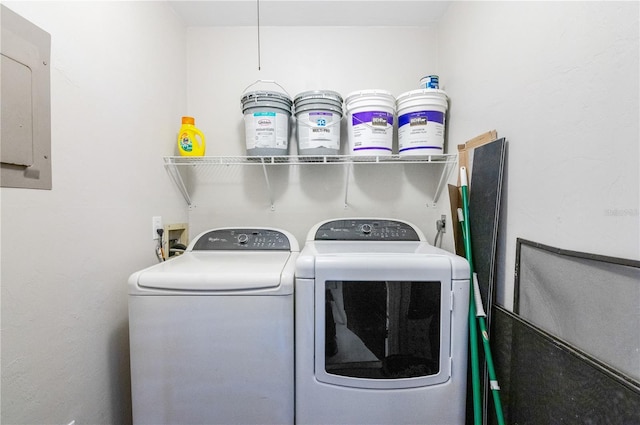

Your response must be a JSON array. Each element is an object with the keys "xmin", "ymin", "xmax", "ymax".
[
  {"xmin": 433, "ymin": 217, "xmax": 446, "ymax": 248},
  {"xmin": 155, "ymin": 228, "xmax": 165, "ymax": 262}
]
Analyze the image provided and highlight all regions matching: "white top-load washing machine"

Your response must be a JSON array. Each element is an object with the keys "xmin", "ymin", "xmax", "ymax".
[
  {"xmin": 295, "ymin": 218, "xmax": 470, "ymax": 425},
  {"xmin": 128, "ymin": 227, "xmax": 298, "ymax": 425}
]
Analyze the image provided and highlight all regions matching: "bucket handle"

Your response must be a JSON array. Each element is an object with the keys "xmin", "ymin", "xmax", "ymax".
[{"xmin": 242, "ymin": 79, "xmax": 291, "ymax": 98}]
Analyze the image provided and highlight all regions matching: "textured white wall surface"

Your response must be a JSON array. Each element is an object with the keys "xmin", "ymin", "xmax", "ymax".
[
  {"xmin": 438, "ymin": 1, "xmax": 639, "ymax": 307},
  {"xmin": 185, "ymin": 25, "xmax": 448, "ymax": 243},
  {"xmin": 1, "ymin": 2, "xmax": 187, "ymax": 424},
  {"xmin": 1, "ymin": 1, "xmax": 638, "ymax": 423}
]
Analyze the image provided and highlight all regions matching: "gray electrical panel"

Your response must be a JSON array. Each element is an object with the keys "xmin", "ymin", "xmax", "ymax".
[{"xmin": 1, "ymin": 5, "xmax": 51, "ymax": 189}]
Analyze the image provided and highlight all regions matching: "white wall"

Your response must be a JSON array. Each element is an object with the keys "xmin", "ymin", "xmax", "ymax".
[
  {"xmin": 1, "ymin": 2, "xmax": 187, "ymax": 424},
  {"xmin": 188, "ymin": 25, "xmax": 440, "ymax": 154},
  {"xmin": 185, "ymin": 26, "xmax": 452, "ymax": 243},
  {"xmin": 439, "ymin": 1, "xmax": 639, "ymax": 308}
]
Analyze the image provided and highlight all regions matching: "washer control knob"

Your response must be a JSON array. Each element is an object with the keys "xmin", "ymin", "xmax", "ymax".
[
  {"xmin": 361, "ymin": 224, "xmax": 372, "ymax": 234},
  {"xmin": 237, "ymin": 233, "xmax": 249, "ymax": 244}
]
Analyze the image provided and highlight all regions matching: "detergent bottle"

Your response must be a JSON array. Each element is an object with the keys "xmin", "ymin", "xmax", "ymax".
[{"xmin": 177, "ymin": 116, "xmax": 206, "ymax": 156}]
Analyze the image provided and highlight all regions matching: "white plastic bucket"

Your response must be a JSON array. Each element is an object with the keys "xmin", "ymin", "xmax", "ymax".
[
  {"xmin": 241, "ymin": 90, "xmax": 293, "ymax": 156},
  {"xmin": 396, "ymin": 89, "xmax": 448, "ymax": 156},
  {"xmin": 344, "ymin": 89, "xmax": 396, "ymax": 156},
  {"xmin": 419, "ymin": 75, "xmax": 439, "ymax": 89},
  {"xmin": 294, "ymin": 90, "xmax": 343, "ymax": 156}
]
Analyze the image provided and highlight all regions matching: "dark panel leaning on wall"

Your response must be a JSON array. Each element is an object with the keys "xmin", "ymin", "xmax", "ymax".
[
  {"xmin": 490, "ymin": 305, "xmax": 640, "ymax": 425},
  {"xmin": 514, "ymin": 238, "xmax": 640, "ymax": 383}
]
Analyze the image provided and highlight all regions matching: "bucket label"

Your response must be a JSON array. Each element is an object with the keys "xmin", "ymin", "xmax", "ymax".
[
  {"xmin": 350, "ymin": 111, "xmax": 393, "ymax": 153},
  {"xmin": 398, "ymin": 110, "xmax": 445, "ymax": 154},
  {"xmin": 298, "ymin": 111, "xmax": 340, "ymax": 150},
  {"xmin": 245, "ymin": 111, "xmax": 289, "ymax": 150}
]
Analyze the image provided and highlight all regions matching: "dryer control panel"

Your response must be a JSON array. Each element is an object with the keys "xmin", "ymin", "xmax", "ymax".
[
  {"xmin": 314, "ymin": 219, "xmax": 420, "ymax": 241},
  {"xmin": 192, "ymin": 228, "xmax": 292, "ymax": 250}
]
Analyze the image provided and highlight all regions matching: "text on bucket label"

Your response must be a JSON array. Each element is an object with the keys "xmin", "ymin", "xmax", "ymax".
[
  {"xmin": 245, "ymin": 111, "xmax": 289, "ymax": 149},
  {"xmin": 350, "ymin": 111, "xmax": 394, "ymax": 150},
  {"xmin": 398, "ymin": 110, "xmax": 445, "ymax": 153},
  {"xmin": 298, "ymin": 111, "xmax": 340, "ymax": 150}
]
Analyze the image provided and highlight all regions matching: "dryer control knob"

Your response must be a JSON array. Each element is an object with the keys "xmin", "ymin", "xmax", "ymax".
[
  {"xmin": 237, "ymin": 233, "xmax": 249, "ymax": 244},
  {"xmin": 361, "ymin": 224, "xmax": 372, "ymax": 234}
]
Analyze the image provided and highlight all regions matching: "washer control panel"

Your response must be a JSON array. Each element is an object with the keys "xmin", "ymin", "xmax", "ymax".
[
  {"xmin": 314, "ymin": 219, "xmax": 420, "ymax": 241},
  {"xmin": 192, "ymin": 229, "xmax": 291, "ymax": 250}
]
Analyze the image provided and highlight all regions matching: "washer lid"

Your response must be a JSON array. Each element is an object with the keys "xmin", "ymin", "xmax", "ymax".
[{"xmin": 134, "ymin": 251, "xmax": 294, "ymax": 291}]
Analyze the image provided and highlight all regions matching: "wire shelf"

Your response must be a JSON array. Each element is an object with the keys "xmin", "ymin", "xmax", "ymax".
[
  {"xmin": 163, "ymin": 154, "xmax": 456, "ymax": 166},
  {"xmin": 163, "ymin": 154, "xmax": 458, "ymax": 208}
]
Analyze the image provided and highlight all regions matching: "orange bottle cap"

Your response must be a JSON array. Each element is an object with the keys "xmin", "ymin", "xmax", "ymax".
[{"xmin": 181, "ymin": 116, "xmax": 195, "ymax": 125}]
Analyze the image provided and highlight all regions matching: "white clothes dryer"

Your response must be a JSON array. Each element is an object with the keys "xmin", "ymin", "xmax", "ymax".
[
  {"xmin": 128, "ymin": 227, "xmax": 298, "ymax": 425},
  {"xmin": 295, "ymin": 218, "xmax": 470, "ymax": 425}
]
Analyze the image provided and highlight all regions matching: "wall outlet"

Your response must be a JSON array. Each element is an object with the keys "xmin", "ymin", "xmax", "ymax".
[{"xmin": 152, "ymin": 216, "xmax": 163, "ymax": 240}]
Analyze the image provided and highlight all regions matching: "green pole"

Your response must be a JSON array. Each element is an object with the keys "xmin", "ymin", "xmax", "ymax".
[
  {"xmin": 460, "ymin": 167, "xmax": 482, "ymax": 425},
  {"xmin": 460, "ymin": 166, "xmax": 506, "ymax": 425},
  {"xmin": 472, "ymin": 274, "xmax": 506, "ymax": 425}
]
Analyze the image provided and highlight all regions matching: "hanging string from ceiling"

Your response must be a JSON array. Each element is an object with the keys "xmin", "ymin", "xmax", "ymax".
[{"xmin": 256, "ymin": 0, "xmax": 261, "ymax": 70}]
